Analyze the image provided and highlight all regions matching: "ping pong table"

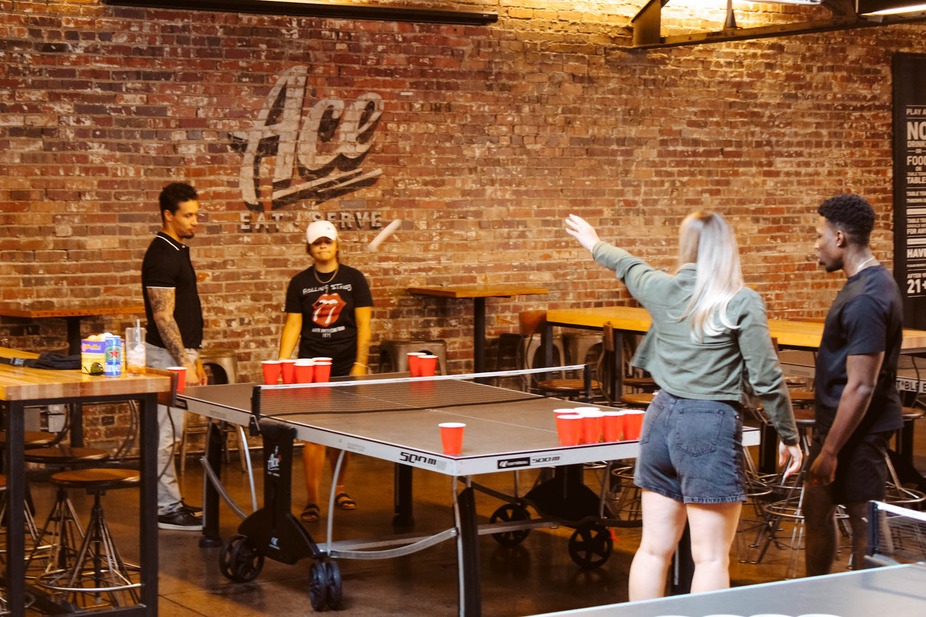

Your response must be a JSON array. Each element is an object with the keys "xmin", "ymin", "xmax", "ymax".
[
  {"xmin": 175, "ymin": 374, "xmax": 760, "ymax": 617},
  {"xmin": 529, "ymin": 563, "xmax": 926, "ymax": 616}
]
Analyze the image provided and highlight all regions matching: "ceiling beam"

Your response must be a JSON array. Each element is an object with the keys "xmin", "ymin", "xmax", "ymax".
[
  {"xmin": 102, "ymin": 0, "xmax": 499, "ymax": 26},
  {"xmin": 626, "ymin": 1, "xmax": 926, "ymax": 49}
]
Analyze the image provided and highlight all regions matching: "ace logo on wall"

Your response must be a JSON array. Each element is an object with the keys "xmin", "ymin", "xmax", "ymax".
[{"xmin": 230, "ymin": 65, "xmax": 384, "ymax": 215}]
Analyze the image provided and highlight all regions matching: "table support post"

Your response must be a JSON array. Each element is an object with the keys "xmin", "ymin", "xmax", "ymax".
[
  {"xmin": 541, "ymin": 322, "xmax": 554, "ymax": 380},
  {"xmin": 473, "ymin": 297, "xmax": 486, "ymax": 374},
  {"xmin": 393, "ymin": 463, "xmax": 414, "ymax": 526},
  {"xmin": 4, "ymin": 401, "xmax": 27, "ymax": 613},
  {"xmin": 138, "ymin": 393, "xmax": 160, "ymax": 611},
  {"xmin": 65, "ymin": 315, "xmax": 82, "ymax": 355},
  {"xmin": 200, "ymin": 421, "xmax": 225, "ymax": 548},
  {"xmin": 455, "ymin": 484, "xmax": 481, "ymax": 617},
  {"xmin": 68, "ymin": 402, "xmax": 84, "ymax": 447}
]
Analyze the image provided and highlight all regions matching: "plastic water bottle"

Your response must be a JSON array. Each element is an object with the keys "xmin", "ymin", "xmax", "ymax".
[{"xmin": 126, "ymin": 322, "xmax": 146, "ymax": 374}]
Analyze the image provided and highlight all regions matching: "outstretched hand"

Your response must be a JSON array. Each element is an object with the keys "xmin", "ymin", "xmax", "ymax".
[{"xmin": 565, "ymin": 214, "xmax": 600, "ymax": 252}]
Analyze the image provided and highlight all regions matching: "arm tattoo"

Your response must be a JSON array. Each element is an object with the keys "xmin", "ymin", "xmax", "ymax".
[{"xmin": 147, "ymin": 287, "xmax": 188, "ymax": 365}]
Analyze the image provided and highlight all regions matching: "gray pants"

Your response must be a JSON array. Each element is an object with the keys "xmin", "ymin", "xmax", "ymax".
[{"xmin": 146, "ymin": 343, "xmax": 199, "ymax": 515}]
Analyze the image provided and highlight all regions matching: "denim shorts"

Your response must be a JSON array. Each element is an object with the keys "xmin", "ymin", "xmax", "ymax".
[{"xmin": 634, "ymin": 390, "xmax": 746, "ymax": 504}]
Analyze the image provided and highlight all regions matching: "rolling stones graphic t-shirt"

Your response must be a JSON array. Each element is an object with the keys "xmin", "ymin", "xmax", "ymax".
[{"xmin": 284, "ymin": 264, "xmax": 373, "ymax": 376}]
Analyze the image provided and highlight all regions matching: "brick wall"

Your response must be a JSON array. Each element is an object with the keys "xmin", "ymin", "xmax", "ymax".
[{"xmin": 1, "ymin": 2, "xmax": 924, "ymax": 446}]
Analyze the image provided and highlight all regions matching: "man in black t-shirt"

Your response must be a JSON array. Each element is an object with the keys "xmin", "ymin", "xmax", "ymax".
[
  {"xmin": 142, "ymin": 182, "xmax": 207, "ymax": 531},
  {"xmin": 805, "ymin": 194, "xmax": 904, "ymax": 575}
]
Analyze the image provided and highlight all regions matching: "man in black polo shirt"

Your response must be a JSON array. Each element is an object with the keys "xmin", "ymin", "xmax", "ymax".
[
  {"xmin": 142, "ymin": 182, "xmax": 206, "ymax": 530},
  {"xmin": 805, "ymin": 194, "xmax": 904, "ymax": 574}
]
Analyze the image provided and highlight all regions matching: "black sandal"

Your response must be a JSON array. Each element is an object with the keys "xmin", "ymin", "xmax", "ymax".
[
  {"xmin": 334, "ymin": 492, "xmax": 357, "ymax": 510},
  {"xmin": 300, "ymin": 503, "xmax": 320, "ymax": 522}
]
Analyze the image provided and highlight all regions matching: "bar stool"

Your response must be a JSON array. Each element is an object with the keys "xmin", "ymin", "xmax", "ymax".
[
  {"xmin": 0, "ymin": 429, "xmax": 60, "ymax": 519},
  {"xmin": 378, "ymin": 339, "xmax": 448, "ymax": 375},
  {"xmin": 0, "ymin": 473, "xmax": 42, "ymax": 566},
  {"xmin": 516, "ymin": 310, "xmax": 564, "ymax": 371},
  {"xmin": 35, "ymin": 468, "xmax": 141, "ymax": 609},
  {"xmin": 744, "ymin": 407, "xmax": 852, "ymax": 577},
  {"xmin": 620, "ymin": 392, "xmax": 654, "ymax": 408},
  {"xmin": 23, "ymin": 446, "xmax": 109, "ymax": 580},
  {"xmin": 199, "ymin": 348, "xmax": 239, "ymax": 385},
  {"xmin": 896, "ymin": 406, "xmax": 925, "ymax": 468},
  {"xmin": 0, "ymin": 430, "xmax": 58, "ymax": 450},
  {"xmin": 563, "ymin": 332, "xmax": 602, "ymax": 366},
  {"xmin": 617, "ymin": 334, "xmax": 657, "ymax": 394}
]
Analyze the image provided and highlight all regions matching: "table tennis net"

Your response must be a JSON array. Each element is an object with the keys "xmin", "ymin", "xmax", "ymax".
[
  {"xmin": 868, "ymin": 501, "xmax": 926, "ymax": 566},
  {"xmin": 251, "ymin": 366, "xmax": 587, "ymax": 419}
]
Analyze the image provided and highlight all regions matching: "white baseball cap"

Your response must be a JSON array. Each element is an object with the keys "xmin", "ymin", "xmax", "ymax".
[{"xmin": 306, "ymin": 220, "xmax": 338, "ymax": 244}]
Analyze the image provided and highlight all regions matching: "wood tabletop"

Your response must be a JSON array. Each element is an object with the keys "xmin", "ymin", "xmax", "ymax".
[
  {"xmin": 0, "ymin": 347, "xmax": 170, "ymax": 402},
  {"xmin": 546, "ymin": 306, "xmax": 926, "ymax": 353},
  {"xmin": 0, "ymin": 302, "xmax": 145, "ymax": 319},
  {"xmin": 407, "ymin": 284, "xmax": 549, "ymax": 299}
]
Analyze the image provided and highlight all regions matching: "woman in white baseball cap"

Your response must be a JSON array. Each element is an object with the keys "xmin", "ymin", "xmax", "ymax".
[{"xmin": 278, "ymin": 220, "xmax": 374, "ymax": 522}]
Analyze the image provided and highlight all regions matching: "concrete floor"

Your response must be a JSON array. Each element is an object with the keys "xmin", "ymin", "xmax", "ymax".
[{"xmin": 21, "ymin": 414, "xmax": 926, "ymax": 616}]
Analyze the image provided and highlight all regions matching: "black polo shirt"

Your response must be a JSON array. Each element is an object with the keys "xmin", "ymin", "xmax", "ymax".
[{"xmin": 141, "ymin": 232, "xmax": 203, "ymax": 350}]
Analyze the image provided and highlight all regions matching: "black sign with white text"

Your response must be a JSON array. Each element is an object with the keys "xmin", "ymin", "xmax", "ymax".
[{"xmin": 893, "ymin": 53, "xmax": 926, "ymax": 328}]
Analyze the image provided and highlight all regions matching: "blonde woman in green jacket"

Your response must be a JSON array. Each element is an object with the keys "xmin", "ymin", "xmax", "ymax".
[{"xmin": 566, "ymin": 212, "xmax": 802, "ymax": 600}]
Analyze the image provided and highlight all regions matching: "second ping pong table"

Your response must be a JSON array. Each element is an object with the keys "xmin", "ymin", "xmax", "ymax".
[
  {"xmin": 528, "ymin": 562, "xmax": 926, "ymax": 617},
  {"xmin": 176, "ymin": 374, "xmax": 760, "ymax": 616}
]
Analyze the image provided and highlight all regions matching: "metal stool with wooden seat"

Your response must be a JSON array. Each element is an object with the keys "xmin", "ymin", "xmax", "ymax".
[
  {"xmin": 516, "ymin": 310, "xmax": 597, "ymax": 399},
  {"xmin": 35, "ymin": 468, "xmax": 141, "ymax": 608},
  {"xmin": 0, "ymin": 430, "xmax": 59, "ymax": 450},
  {"xmin": 378, "ymin": 339, "xmax": 448, "ymax": 375},
  {"xmin": 0, "ymin": 475, "xmax": 37, "ymax": 611},
  {"xmin": 0, "ymin": 473, "xmax": 42, "ymax": 564},
  {"xmin": 896, "ymin": 406, "xmax": 925, "ymax": 468},
  {"xmin": 23, "ymin": 445, "xmax": 109, "ymax": 580},
  {"xmin": 619, "ymin": 392, "xmax": 654, "ymax": 408}
]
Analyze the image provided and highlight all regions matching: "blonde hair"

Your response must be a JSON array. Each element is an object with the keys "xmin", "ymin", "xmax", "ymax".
[{"xmin": 677, "ymin": 211, "xmax": 744, "ymax": 342}]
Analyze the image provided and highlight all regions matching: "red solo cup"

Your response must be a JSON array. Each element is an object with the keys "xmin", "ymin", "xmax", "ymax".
[
  {"xmin": 418, "ymin": 354, "xmax": 438, "ymax": 377},
  {"xmin": 407, "ymin": 352, "xmax": 424, "ymax": 376},
  {"xmin": 294, "ymin": 360, "xmax": 314, "ymax": 384},
  {"xmin": 312, "ymin": 356, "xmax": 333, "ymax": 364},
  {"xmin": 439, "ymin": 422, "xmax": 466, "ymax": 455},
  {"xmin": 580, "ymin": 410, "xmax": 604, "ymax": 444},
  {"xmin": 555, "ymin": 413, "xmax": 583, "ymax": 446},
  {"xmin": 313, "ymin": 361, "xmax": 332, "ymax": 383},
  {"xmin": 602, "ymin": 411, "xmax": 624, "ymax": 442},
  {"xmin": 261, "ymin": 360, "xmax": 282, "ymax": 385},
  {"xmin": 167, "ymin": 366, "xmax": 187, "ymax": 394},
  {"xmin": 280, "ymin": 360, "xmax": 296, "ymax": 384},
  {"xmin": 622, "ymin": 410, "xmax": 646, "ymax": 440}
]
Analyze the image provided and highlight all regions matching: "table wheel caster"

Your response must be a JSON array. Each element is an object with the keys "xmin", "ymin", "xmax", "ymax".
[
  {"xmin": 310, "ymin": 560, "xmax": 343, "ymax": 611},
  {"xmin": 489, "ymin": 503, "xmax": 532, "ymax": 547},
  {"xmin": 219, "ymin": 534, "xmax": 264, "ymax": 583},
  {"xmin": 568, "ymin": 523, "xmax": 612, "ymax": 569},
  {"xmin": 325, "ymin": 559, "xmax": 343, "ymax": 609}
]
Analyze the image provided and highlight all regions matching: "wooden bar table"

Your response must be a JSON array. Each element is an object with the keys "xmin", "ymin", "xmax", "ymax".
[
  {"xmin": 0, "ymin": 347, "xmax": 168, "ymax": 616},
  {"xmin": 0, "ymin": 302, "xmax": 146, "ymax": 355},
  {"xmin": 544, "ymin": 305, "xmax": 926, "ymax": 378},
  {"xmin": 544, "ymin": 305, "xmax": 926, "ymax": 471},
  {"xmin": 407, "ymin": 284, "xmax": 548, "ymax": 373}
]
